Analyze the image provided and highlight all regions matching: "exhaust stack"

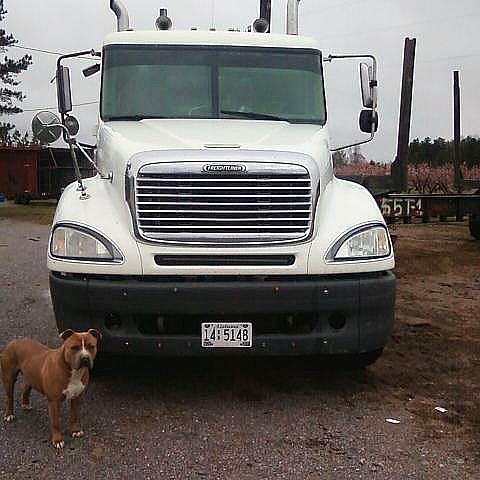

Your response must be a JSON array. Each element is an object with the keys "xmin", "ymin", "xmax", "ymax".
[
  {"xmin": 110, "ymin": 0, "xmax": 130, "ymax": 32},
  {"xmin": 286, "ymin": 0, "xmax": 301, "ymax": 35}
]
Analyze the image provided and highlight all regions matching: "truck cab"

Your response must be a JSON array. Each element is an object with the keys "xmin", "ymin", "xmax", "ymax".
[{"xmin": 39, "ymin": 1, "xmax": 395, "ymax": 365}]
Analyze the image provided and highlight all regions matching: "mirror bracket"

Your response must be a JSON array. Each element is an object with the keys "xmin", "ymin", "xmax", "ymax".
[
  {"xmin": 55, "ymin": 49, "xmax": 100, "ymax": 141},
  {"xmin": 324, "ymin": 53, "xmax": 379, "ymax": 152}
]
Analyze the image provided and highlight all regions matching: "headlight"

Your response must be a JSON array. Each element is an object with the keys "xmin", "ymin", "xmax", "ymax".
[
  {"xmin": 50, "ymin": 224, "xmax": 123, "ymax": 262},
  {"xmin": 327, "ymin": 225, "xmax": 391, "ymax": 262}
]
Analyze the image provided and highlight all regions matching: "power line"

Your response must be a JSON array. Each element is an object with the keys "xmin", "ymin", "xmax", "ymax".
[
  {"xmin": 319, "ymin": 11, "xmax": 480, "ymax": 41},
  {"xmin": 20, "ymin": 101, "xmax": 98, "ymax": 112},
  {"xmin": 380, "ymin": 52, "xmax": 480, "ymax": 70},
  {"xmin": 302, "ymin": 0, "xmax": 351, "ymax": 14},
  {"xmin": 303, "ymin": 0, "xmax": 383, "ymax": 15},
  {"xmin": 12, "ymin": 45, "xmax": 96, "ymax": 60},
  {"xmin": 13, "ymin": 45, "xmax": 66, "ymax": 56},
  {"xmin": 419, "ymin": 52, "xmax": 480, "ymax": 64}
]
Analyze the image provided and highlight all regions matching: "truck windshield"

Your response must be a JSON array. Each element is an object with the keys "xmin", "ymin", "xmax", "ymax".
[{"xmin": 101, "ymin": 45, "xmax": 326, "ymax": 125}]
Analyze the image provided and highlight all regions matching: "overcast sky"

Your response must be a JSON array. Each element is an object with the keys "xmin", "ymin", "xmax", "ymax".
[{"xmin": 3, "ymin": 0, "xmax": 480, "ymax": 162}]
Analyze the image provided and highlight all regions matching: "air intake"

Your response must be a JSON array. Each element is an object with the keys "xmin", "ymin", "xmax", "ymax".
[{"xmin": 286, "ymin": 0, "xmax": 301, "ymax": 35}]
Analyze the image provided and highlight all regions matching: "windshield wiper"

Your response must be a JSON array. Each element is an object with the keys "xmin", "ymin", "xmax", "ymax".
[
  {"xmin": 105, "ymin": 115, "xmax": 166, "ymax": 121},
  {"xmin": 220, "ymin": 110, "xmax": 290, "ymax": 122}
]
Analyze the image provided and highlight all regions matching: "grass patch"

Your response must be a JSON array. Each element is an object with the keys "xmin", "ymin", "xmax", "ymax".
[{"xmin": 0, "ymin": 201, "xmax": 56, "ymax": 225}]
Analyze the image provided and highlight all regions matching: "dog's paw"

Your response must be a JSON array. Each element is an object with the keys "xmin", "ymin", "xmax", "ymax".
[
  {"xmin": 52, "ymin": 439, "xmax": 65, "ymax": 450},
  {"xmin": 3, "ymin": 414, "xmax": 14, "ymax": 423},
  {"xmin": 71, "ymin": 430, "xmax": 84, "ymax": 438},
  {"xmin": 21, "ymin": 403, "xmax": 32, "ymax": 411}
]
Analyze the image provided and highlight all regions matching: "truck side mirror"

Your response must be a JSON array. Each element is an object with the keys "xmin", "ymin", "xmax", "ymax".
[
  {"xmin": 326, "ymin": 54, "xmax": 379, "ymax": 151},
  {"xmin": 31, "ymin": 111, "xmax": 63, "ymax": 144},
  {"xmin": 359, "ymin": 109, "xmax": 378, "ymax": 134},
  {"xmin": 359, "ymin": 62, "xmax": 375, "ymax": 109},
  {"xmin": 56, "ymin": 65, "xmax": 73, "ymax": 114}
]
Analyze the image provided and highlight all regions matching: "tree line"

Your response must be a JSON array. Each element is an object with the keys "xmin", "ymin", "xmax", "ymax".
[
  {"xmin": 333, "ymin": 136, "xmax": 480, "ymax": 169},
  {"xmin": 407, "ymin": 136, "xmax": 480, "ymax": 168},
  {"xmin": 0, "ymin": 0, "xmax": 33, "ymax": 146}
]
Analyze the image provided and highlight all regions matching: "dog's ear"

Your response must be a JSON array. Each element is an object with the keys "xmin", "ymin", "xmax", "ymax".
[
  {"xmin": 88, "ymin": 329, "xmax": 102, "ymax": 342},
  {"xmin": 59, "ymin": 329, "xmax": 75, "ymax": 341}
]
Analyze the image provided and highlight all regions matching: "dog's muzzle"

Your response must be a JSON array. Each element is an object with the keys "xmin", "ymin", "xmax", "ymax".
[{"xmin": 79, "ymin": 356, "xmax": 92, "ymax": 369}]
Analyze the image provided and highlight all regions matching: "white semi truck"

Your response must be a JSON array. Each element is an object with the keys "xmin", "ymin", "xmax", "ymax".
[{"xmin": 33, "ymin": 0, "xmax": 395, "ymax": 366}]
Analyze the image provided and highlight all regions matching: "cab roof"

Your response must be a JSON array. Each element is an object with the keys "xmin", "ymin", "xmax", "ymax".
[{"xmin": 103, "ymin": 30, "xmax": 321, "ymax": 51}]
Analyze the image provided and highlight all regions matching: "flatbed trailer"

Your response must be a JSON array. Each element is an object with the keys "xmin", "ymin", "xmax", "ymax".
[{"xmin": 376, "ymin": 192, "xmax": 480, "ymax": 239}]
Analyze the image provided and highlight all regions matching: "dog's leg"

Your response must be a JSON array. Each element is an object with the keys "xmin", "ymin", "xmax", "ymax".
[
  {"xmin": 21, "ymin": 384, "xmax": 32, "ymax": 410},
  {"xmin": 1, "ymin": 360, "xmax": 18, "ymax": 423},
  {"xmin": 47, "ymin": 400, "xmax": 64, "ymax": 449},
  {"xmin": 69, "ymin": 396, "xmax": 84, "ymax": 438}
]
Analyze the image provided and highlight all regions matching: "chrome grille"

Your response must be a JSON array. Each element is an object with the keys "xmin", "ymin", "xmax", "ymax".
[{"xmin": 134, "ymin": 162, "xmax": 314, "ymax": 244}]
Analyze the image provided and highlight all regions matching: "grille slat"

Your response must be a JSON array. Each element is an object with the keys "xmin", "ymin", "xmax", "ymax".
[
  {"xmin": 134, "ymin": 162, "xmax": 314, "ymax": 244},
  {"xmin": 137, "ymin": 186, "xmax": 310, "ymax": 190},
  {"xmin": 137, "ymin": 176, "xmax": 309, "ymax": 181},
  {"xmin": 139, "ymin": 217, "xmax": 310, "ymax": 222},
  {"xmin": 136, "ymin": 202, "xmax": 311, "ymax": 206},
  {"xmin": 143, "ymin": 233, "xmax": 303, "ymax": 240},
  {"xmin": 140, "ymin": 225, "xmax": 310, "ymax": 230},
  {"xmin": 137, "ymin": 209, "xmax": 311, "ymax": 214}
]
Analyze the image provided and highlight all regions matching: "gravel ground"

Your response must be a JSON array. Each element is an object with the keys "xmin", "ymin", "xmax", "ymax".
[{"xmin": 0, "ymin": 216, "xmax": 479, "ymax": 479}]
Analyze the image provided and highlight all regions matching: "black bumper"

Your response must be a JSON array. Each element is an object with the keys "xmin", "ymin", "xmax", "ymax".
[{"xmin": 50, "ymin": 271, "xmax": 396, "ymax": 357}]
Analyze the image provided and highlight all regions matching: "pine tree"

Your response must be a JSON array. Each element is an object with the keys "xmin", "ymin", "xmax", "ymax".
[{"xmin": 0, "ymin": 0, "xmax": 32, "ymax": 145}]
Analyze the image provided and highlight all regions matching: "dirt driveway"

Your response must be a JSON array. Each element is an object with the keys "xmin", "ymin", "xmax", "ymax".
[{"xmin": 0, "ymin": 213, "xmax": 479, "ymax": 479}]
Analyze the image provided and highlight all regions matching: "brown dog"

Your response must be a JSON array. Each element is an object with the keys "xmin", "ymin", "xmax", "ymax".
[{"xmin": 1, "ymin": 329, "xmax": 101, "ymax": 449}]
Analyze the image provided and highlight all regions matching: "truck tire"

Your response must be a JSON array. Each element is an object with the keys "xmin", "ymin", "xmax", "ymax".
[
  {"xmin": 331, "ymin": 348, "xmax": 384, "ymax": 369},
  {"xmin": 469, "ymin": 215, "xmax": 480, "ymax": 240},
  {"xmin": 348, "ymin": 348, "xmax": 384, "ymax": 368},
  {"xmin": 13, "ymin": 193, "xmax": 31, "ymax": 205},
  {"xmin": 92, "ymin": 352, "xmax": 116, "ymax": 373},
  {"xmin": 319, "ymin": 348, "xmax": 384, "ymax": 370}
]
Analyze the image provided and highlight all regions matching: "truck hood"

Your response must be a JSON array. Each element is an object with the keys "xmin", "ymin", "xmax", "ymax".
[{"xmin": 102, "ymin": 119, "xmax": 328, "ymax": 156}]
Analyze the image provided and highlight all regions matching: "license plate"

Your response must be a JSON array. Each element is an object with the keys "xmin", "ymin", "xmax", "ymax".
[{"xmin": 201, "ymin": 323, "xmax": 252, "ymax": 348}]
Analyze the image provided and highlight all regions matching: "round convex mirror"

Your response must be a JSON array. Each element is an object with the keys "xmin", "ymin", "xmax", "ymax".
[
  {"xmin": 64, "ymin": 115, "xmax": 80, "ymax": 137},
  {"xmin": 31, "ymin": 111, "xmax": 62, "ymax": 144}
]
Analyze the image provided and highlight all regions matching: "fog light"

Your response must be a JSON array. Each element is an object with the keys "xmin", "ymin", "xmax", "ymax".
[
  {"xmin": 105, "ymin": 313, "xmax": 122, "ymax": 331},
  {"xmin": 328, "ymin": 312, "xmax": 346, "ymax": 330}
]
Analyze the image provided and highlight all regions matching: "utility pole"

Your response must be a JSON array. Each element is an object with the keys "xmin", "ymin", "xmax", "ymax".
[
  {"xmin": 392, "ymin": 37, "xmax": 416, "ymax": 192},
  {"xmin": 453, "ymin": 70, "xmax": 463, "ymax": 191},
  {"xmin": 260, "ymin": 0, "xmax": 272, "ymax": 32}
]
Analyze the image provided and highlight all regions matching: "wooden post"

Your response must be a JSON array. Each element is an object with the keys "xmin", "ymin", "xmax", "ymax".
[
  {"xmin": 453, "ymin": 70, "xmax": 463, "ymax": 192},
  {"xmin": 260, "ymin": 0, "xmax": 272, "ymax": 31},
  {"xmin": 392, "ymin": 37, "xmax": 416, "ymax": 193}
]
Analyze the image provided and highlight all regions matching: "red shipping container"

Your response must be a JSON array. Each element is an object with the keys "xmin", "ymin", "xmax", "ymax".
[{"xmin": 0, "ymin": 147, "xmax": 40, "ymax": 202}]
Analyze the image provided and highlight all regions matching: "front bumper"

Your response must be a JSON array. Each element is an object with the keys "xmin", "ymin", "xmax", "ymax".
[{"xmin": 50, "ymin": 271, "xmax": 395, "ymax": 356}]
